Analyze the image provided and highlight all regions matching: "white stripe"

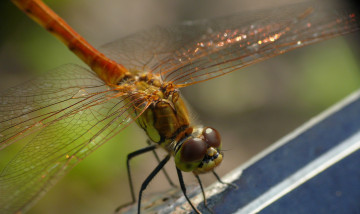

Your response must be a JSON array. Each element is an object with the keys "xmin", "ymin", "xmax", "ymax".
[{"xmin": 235, "ymin": 130, "xmax": 360, "ymax": 214}]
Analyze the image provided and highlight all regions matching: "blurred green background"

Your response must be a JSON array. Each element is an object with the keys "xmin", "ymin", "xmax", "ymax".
[{"xmin": 0, "ymin": 0, "xmax": 359, "ymax": 213}]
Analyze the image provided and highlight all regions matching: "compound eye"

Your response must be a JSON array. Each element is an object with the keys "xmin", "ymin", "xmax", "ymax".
[
  {"xmin": 181, "ymin": 138, "xmax": 207, "ymax": 162},
  {"xmin": 203, "ymin": 127, "xmax": 221, "ymax": 148}
]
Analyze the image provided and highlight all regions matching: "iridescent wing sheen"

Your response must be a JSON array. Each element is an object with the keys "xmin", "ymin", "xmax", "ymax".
[
  {"xmin": 100, "ymin": 2, "xmax": 359, "ymax": 87},
  {"xmin": 0, "ymin": 64, "xmax": 150, "ymax": 214}
]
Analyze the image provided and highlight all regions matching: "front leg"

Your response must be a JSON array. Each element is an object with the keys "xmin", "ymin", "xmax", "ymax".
[{"xmin": 176, "ymin": 168, "xmax": 201, "ymax": 214}]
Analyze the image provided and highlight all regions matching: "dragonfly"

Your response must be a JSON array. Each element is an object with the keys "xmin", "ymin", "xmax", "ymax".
[{"xmin": 0, "ymin": 0, "xmax": 359, "ymax": 213}]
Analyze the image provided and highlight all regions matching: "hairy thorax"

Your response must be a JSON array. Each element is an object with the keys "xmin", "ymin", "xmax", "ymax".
[{"xmin": 119, "ymin": 72, "xmax": 191, "ymax": 154}]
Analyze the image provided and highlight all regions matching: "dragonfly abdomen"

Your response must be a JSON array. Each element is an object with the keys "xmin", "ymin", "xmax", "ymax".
[{"xmin": 11, "ymin": 0, "xmax": 129, "ymax": 84}]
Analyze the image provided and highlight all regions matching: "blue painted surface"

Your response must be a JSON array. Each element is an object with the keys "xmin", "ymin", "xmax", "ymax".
[
  {"xmin": 201, "ymin": 91, "xmax": 360, "ymax": 214},
  {"xmin": 263, "ymin": 149, "xmax": 360, "ymax": 214}
]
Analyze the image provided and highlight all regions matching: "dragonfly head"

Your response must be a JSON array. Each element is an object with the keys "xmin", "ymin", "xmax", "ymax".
[{"xmin": 175, "ymin": 127, "xmax": 223, "ymax": 174}]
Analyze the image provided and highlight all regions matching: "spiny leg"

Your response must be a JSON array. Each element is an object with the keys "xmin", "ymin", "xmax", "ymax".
[
  {"xmin": 176, "ymin": 168, "xmax": 201, "ymax": 214},
  {"xmin": 212, "ymin": 170, "xmax": 238, "ymax": 189},
  {"xmin": 194, "ymin": 174, "xmax": 207, "ymax": 206},
  {"xmin": 194, "ymin": 174, "xmax": 214, "ymax": 214},
  {"xmin": 115, "ymin": 145, "xmax": 157, "ymax": 212},
  {"xmin": 146, "ymin": 140, "xmax": 176, "ymax": 187},
  {"xmin": 138, "ymin": 155, "xmax": 171, "ymax": 213}
]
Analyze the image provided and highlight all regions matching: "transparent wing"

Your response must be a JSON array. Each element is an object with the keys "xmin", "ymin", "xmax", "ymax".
[
  {"xmin": 100, "ymin": 2, "xmax": 359, "ymax": 87},
  {"xmin": 0, "ymin": 64, "xmax": 150, "ymax": 214}
]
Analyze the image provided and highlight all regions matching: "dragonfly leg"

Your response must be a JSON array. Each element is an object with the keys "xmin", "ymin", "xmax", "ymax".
[
  {"xmin": 146, "ymin": 139, "xmax": 176, "ymax": 187},
  {"xmin": 115, "ymin": 145, "xmax": 157, "ymax": 213},
  {"xmin": 212, "ymin": 170, "xmax": 238, "ymax": 189},
  {"xmin": 195, "ymin": 174, "xmax": 215, "ymax": 214},
  {"xmin": 176, "ymin": 168, "xmax": 201, "ymax": 214},
  {"xmin": 138, "ymin": 154, "xmax": 171, "ymax": 214}
]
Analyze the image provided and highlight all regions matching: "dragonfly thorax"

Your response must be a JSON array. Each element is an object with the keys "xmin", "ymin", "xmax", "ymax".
[
  {"xmin": 135, "ymin": 86, "xmax": 191, "ymax": 143},
  {"xmin": 132, "ymin": 76, "xmax": 223, "ymax": 173}
]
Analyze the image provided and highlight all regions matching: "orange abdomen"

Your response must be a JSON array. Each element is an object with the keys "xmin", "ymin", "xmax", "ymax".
[{"xmin": 11, "ymin": 0, "xmax": 129, "ymax": 84}]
